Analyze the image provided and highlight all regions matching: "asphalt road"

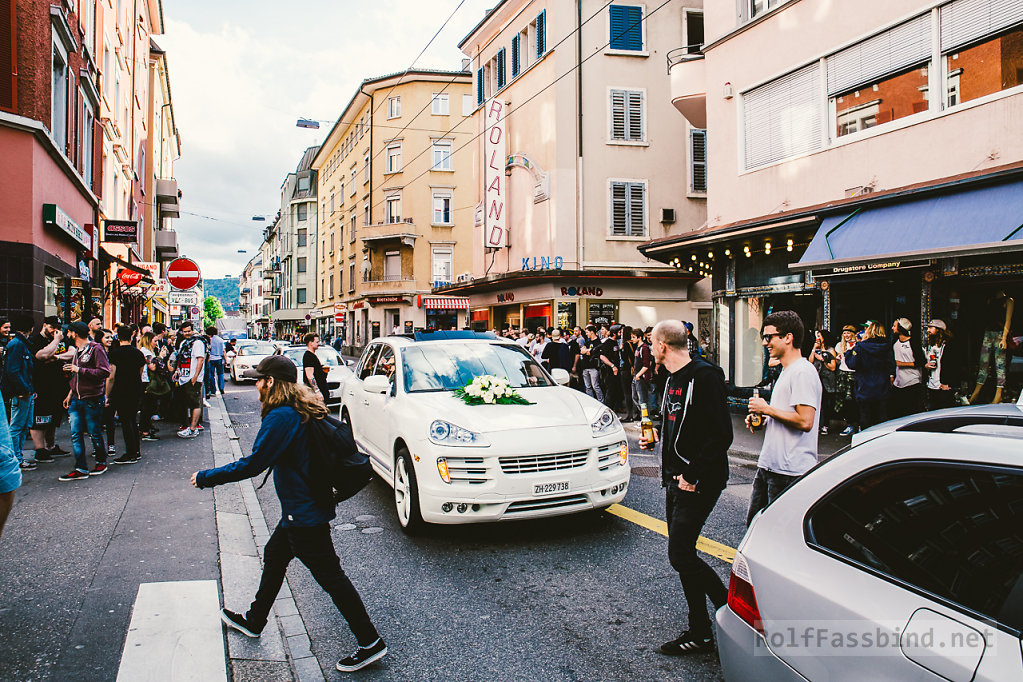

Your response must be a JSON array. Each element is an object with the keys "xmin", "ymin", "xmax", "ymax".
[{"xmin": 223, "ymin": 379, "xmax": 758, "ymax": 681}]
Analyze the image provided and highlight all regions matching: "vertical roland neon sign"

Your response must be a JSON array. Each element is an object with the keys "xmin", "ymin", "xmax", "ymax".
[{"xmin": 483, "ymin": 98, "xmax": 507, "ymax": 248}]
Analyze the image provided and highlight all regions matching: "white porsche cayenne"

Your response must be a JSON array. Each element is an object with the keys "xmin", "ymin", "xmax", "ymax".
[{"xmin": 339, "ymin": 333, "xmax": 630, "ymax": 533}]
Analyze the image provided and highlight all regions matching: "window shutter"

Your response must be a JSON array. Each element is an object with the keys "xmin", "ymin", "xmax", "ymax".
[
  {"xmin": 628, "ymin": 183, "xmax": 645, "ymax": 236},
  {"xmin": 476, "ymin": 67, "xmax": 484, "ymax": 105},
  {"xmin": 496, "ymin": 47, "xmax": 506, "ymax": 89},
  {"xmin": 536, "ymin": 10, "xmax": 546, "ymax": 58},
  {"xmin": 826, "ymin": 15, "xmax": 930, "ymax": 96},
  {"xmin": 610, "ymin": 90, "xmax": 626, "ymax": 140},
  {"xmin": 743, "ymin": 62, "xmax": 822, "ymax": 169},
  {"xmin": 609, "ymin": 5, "xmax": 643, "ymax": 51},
  {"xmin": 690, "ymin": 129, "xmax": 707, "ymax": 193},
  {"xmin": 0, "ymin": 0, "xmax": 15, "ymax": 112},
  {"xmin": 611, "ymin": 182, "xmax": 627, "ymax": 236},
  {"xmin": 627, "ymin": 91, "xmax": 643, "ymax": 140},
  {"xmin": 511, "ymin": 34, "xmax": 520, "ymax": 77},
  {"xmin": 940, "ymin": 0, "xmax": 1023, "ymax": 52}
]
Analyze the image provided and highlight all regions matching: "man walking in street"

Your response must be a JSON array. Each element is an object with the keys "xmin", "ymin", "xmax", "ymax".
[
  {"xmin": 745, "ymin": 310, "xmax": 822, "ymax": 526},
  {"xmin": 58, "ymin": 322, "xmax": 111, "ymax": 481},
  {"xmin": 106, "ymin": 326, "xmax": 145, "ymax": 464},
  {"xmin": 190, "ymin": 355, "xmax": 387, "ymax": 672},
  {"xmin": 2, "ymin": 315, "xmax": 37, "ymax": 471},
  {"xmin": 174, "ymin": 322, "xmax": 206, "ymax": 439},
  {"xmin": 639, "ymin": 320, "xmax": 732, "ymax": 656},
  {"xmin": 28, "ymin": 317, "xmax": 72, "ymax": 463},
  {"xmin": 206, "ymin": 326, "xmax": 226, "ymax": 398},
  {"xmin": 302, "ymin": 333, "xmax": 330, "ymax": 403}
]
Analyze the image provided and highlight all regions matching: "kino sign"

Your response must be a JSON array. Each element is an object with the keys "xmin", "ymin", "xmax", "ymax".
[
  {"xmin": 483, "ymin": 98, "xmax": 506, "ymax": 249},
  {"xmin": 167, "ymin": 257, "xmax": 201, "ymax": 291}
]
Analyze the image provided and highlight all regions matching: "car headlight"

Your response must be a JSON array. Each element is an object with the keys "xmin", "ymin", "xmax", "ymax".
[
  {"xmin": 591, "ymin": 408, "xmax": 620, "ymax": 437},
  {"xmin": 428, "ymin": 420, "xmax": 488, "ymax": 447}
]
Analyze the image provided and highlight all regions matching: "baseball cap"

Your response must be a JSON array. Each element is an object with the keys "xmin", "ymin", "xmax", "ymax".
[
  {"xmin": 243, "ymin": 355, "xmax": 298, "ymax": 383},
  {"xmin": 550, "ymin": 329, "xmax": 562, "ymax": 339},
  {"xmin": 926, "ymin": 319, "xmax": 947, "ymax": 331},
  {"xmin": 609, "ymin": 324, "xmax": 623, "ymax": 334},
  {"xmin": 68, "ymin": 321, "xmax": 90, "ymax": 338}
]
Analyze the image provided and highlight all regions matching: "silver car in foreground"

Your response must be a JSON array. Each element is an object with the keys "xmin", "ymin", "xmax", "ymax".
[{"xmin": 717, "ymin": 398, "xmax": 1023, "ymax": 681}]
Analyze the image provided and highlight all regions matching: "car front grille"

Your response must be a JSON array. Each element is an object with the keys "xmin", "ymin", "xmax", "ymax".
[
  {"xmin": 499, "ymin": 450, "xmax": 589, "ymax": 475},
  {"xmin": 446, "ymin": 456, "xmax": 489, "ymax": 485},
  {"xmin": 597, "ymin": 442, "xmax": 626, "ymax": 471},
  {"xmin": 505, "ymin": 495, "xmax": 590, "ymax": 514}
]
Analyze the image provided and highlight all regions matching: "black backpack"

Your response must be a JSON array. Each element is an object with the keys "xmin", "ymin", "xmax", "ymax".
[{"xmin": 257, "ymin": 415, "xmax": 373, "ymax": 509}]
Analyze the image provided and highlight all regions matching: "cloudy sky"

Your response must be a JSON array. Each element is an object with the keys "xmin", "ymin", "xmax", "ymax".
[{"xmin": 160, "ymin": 0, "xmax": 493, "ymax": 279}]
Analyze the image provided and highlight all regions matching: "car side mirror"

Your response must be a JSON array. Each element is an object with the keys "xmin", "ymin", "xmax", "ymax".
[
  {"xmin": 364, "ymin": 374, "xmax": 390, "ymax": 394},
  {"xmin": 551, "ymin": 368, "xmax": 570, "ymax": 386}
]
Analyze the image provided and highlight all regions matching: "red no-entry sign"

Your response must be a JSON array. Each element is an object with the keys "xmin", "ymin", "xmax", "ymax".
[{"xmin": 167, "ymin": 257, "xmax": 201, "ymax": 291}]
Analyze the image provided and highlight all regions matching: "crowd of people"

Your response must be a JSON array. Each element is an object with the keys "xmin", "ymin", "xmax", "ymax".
[{"xmin": 0, "ymin": 315, "xmax": 235, "ymax": 487}]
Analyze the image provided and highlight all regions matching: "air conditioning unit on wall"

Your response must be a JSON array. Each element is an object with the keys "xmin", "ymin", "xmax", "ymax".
[{"xmin": 661, "ymin": 208, "xmax": 676, "ymax": 223}]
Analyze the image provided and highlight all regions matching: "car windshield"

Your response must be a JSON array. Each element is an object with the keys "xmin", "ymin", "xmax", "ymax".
[
  {"xmin": 240, "ymin": 343, "xmax": 275, "ymax": 356},
  {"xmin": 284, "ymin": 348, "xmax": 340, "ymax": 367},
  {"xmin": 402, "ymin": 342, "xmax": 554, "ymax": 393}
]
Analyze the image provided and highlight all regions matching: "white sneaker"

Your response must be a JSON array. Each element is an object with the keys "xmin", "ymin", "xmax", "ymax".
[
  {"xmin": 203, "ymin": 399, "xmax": 211, "ymax": 408},
  {"xmin": 177, "ymin": 427, "xmax": 199, "ymax": 439}
]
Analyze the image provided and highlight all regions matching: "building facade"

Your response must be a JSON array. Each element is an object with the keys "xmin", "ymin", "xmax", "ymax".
[
  {"xmin": 311, "ymin": 70, "xmax": 474, "ymax": 351},
  {"xmin": 239, "ymin": 253, "xmax": 264, "ymax": 338},
  {"xmin": 644, "ymin": 0, "xmax": 1023, "ymax": 397},
  {"xmin": 439, "ymin": 0, "xmax": 708, "ymax": 335}
]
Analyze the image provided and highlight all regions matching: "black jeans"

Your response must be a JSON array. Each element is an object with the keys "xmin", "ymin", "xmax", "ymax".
[
  {"xmin": 927, "ymin": 387, "xmax": 954, "ymax": 411},
  {"xmin": 857, "ymin": 397, "xmax": 889, "ymax": 430},
  {"xmin": 110, "ymin": 397, "xmax": 141, "ymax": 457},
  {"xmin": 248, "ymin": 522, "xmax": 379, "ymax": 647},
  {"xmin": 746, "ymin": 468, "xmax": 800, "ymax": 527},
  {"xmin": 666, "ymin": 486, "xmax": 728, "ymax": 639}
]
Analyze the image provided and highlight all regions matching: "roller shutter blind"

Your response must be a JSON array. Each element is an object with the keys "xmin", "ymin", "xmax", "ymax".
[
  {"xmin": 940, "ymin": 0, "xmax": 1023, "ymax": 52},
  {"xmin": 826, "ymin": 14, "xmax": 931, "ymax": 96},
  {"xmin": 743, "ymin": 63, "xmax": 823, "ymax": 169}
]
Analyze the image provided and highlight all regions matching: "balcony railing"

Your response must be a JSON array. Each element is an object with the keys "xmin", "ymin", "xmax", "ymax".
[{"xmin": 667, "ymin": 45, "xmax": 706, "ymax": 128}]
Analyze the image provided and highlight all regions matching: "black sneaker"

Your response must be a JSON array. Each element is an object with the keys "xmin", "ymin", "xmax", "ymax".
[
  {"xmin": 113, "ymin": 454, "xmax": 140, "ymax": 465},
  {"xmin": 106, "ymin": 445, "xmax": 117, "ymax": 455},
  {"xmin": 140, "ymin": 433, "xmax": 159, "ymax": 442},
  {"xmin": 336, "ymin": 638, "xmax": 387, "ymax": 672},
  {"xmin": 49, "ymin": 445, "xmax": 70, "ymax": 456},
  {"xmin": 35, "ymin": 451, "xmax": 55, "ymax": 463},
  {"xmin": 659, "ymin": 631, "xmax": 715, "ymax": 656},
  {"xmin": 220, "ymin": 609, "xmax": 262, "ymax": 638},
  {"xmin": 19, "ymin": 460, "xmax": 38, "ymax": 471}
]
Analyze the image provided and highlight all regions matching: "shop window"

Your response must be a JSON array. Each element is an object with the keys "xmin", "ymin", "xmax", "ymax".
[
  {"xmin": 734, "ymin": 297, "xmax": 765, "ymax": 387},
  {"xmin": 944, "ymin": 26, "xmax": 1023, "ymax": 108},
  {"xmin": 557, "ymin": 302, "xmax": 577, "ymax": 330},
  {"xmin": 832, "ymin": 66, "xmax": 929, "ymax": 138}
]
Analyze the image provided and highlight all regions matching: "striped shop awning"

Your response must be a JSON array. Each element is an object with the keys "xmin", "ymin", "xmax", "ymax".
[{"xmin": 423, "ymin": 297, "xmax": 470, "ymax": 310}]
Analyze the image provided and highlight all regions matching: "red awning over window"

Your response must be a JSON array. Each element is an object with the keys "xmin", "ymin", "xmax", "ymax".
[{"xmin": 423, "ymin": 297, "xmax": 470, "ymax": 310}]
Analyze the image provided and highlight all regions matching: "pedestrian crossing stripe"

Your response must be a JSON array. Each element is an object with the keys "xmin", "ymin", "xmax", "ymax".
[{"xmin": 605, "ymin": 503, "xmax": 736, "ymax": 564}]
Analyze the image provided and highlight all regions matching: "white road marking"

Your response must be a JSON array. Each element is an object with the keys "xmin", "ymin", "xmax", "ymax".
[{"xmin": 117, "ymin": 580, "xmax": 227, "ymax": 682}]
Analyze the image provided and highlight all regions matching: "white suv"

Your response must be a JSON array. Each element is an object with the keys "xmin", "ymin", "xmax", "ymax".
[{"xmin": 340, "ymin": 333, "xmax": 630, "ymax": 533}]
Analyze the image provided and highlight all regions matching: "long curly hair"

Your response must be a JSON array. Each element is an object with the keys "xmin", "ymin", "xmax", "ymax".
[{"xmin": 259, "ymin": 378, "xmax": 328, "ymax": 422}]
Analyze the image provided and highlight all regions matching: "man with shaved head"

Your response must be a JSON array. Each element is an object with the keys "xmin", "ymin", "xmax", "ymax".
[{"xmin": 641, "ymin": 319, "xmax": 732, "ymax": 656}]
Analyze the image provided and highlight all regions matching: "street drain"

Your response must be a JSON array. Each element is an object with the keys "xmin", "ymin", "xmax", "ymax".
[{"xmin": 630, "ymin": 466, "xmax": 659, "ymax": 478}]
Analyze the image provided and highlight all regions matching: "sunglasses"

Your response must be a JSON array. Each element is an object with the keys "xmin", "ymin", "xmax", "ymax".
[{"xmin": 762, "ymin": 332, "xmax": 788, "ymax": 342}]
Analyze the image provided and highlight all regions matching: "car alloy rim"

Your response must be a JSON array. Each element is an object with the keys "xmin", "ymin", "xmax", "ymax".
[{"xmin": 395, "ymin": 458, "xmax": 411, "ymax": 525}]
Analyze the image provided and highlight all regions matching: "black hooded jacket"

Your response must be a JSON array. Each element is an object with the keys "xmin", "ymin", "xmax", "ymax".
[{"xmin": 658, "ymin": 357, "xmax": 733, "ymax": 491}]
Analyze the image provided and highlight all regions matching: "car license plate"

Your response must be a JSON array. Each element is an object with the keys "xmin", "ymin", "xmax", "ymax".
[{"xmin": 533, "ymin": 481, "xmax": 569, "ymax": 496}]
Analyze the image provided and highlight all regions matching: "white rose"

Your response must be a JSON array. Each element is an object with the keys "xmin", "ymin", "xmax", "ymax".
[
  {"xmin": 482, "ymin": 391, "xmax": 495, "ymax": 403},
  {"xmin": 466, "ymin": 384, "xmax": 481, "ymax": 397},
  {"xmin": 492, "ymin": 385, "xmax": 505, "ymax": 398}
]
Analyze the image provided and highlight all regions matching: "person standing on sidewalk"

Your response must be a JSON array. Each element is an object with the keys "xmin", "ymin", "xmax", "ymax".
[
  {"xmin": 0, "ymin": 395, "xmax": 22, "ymax": 537},
  {"xmin": 2, "ymin": 315, "xmax": 37, "ymax": 471},
  {"xmin": 890, "ymin": 318, "xmax": 926, "ymax": 419},
  {"xmin": 924, "ymin": 320, "xmax": 960, "ymax": 410},
  {"xmin": 190, "ymin": 356, "xmax": 387, "ymax": 673},
  {"xmin": 845, "ymin": 321, "xmax": 895, "ymax": 429},
  {"xmin": 28, "ymin": 317, "xmax": 73, "ymax": 463},
  {"xmin": 206, "ymin": 326, "xmax": 226, "ymax": 397},
  {"xmin": 746, "ymin": 311, "xmax": 822, "ymax": 526},
  {"xmin": 834, "ymin": 325, "xmax": 860, "ymax": 436},
  {"xmin": 59, "ymin": 322, "xmax": 111, "ymax": 481},
  {"xmin": 579, "ymin": 326, "xmax": 603, "ymax": 402},
  {"xmin": 174, "ymin": 322, "xmax": 206, "ymax": 439},
  {"xmin": 638, "ymin": 320, "xmax": 731, "ymax": 656},
  {"xmin": 106, "ymin": 326, "xmax": 145, "ymax": 464},
  {"xmin": 631, "ymin": 328, "xmax": 656, "ymax": 417}
]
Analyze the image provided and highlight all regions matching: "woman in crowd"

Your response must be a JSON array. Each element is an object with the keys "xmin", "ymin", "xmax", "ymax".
[
  {"xmin": 845, "ymin": 321, "xmax": 896, "ymax": 430},
  {"xmin": 810, "ymin": 330, "xmax": 838, "ymax": 434},
  {"xmin": 890, "ymin": 318, "xmax": 926, "ymax": 418},
  {"xmin": 834, "ymin": 325, "xmax": 859, "ymax": 435}
]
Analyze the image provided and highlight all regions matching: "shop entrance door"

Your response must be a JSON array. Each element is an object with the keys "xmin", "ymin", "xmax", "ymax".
[
  {"xmin": 762, "ymin": 292, "xmax": 821, "ymax": 350},
  {"xmin": 829, "ymin": 274, "xmax": 921, "ymax": 333}
]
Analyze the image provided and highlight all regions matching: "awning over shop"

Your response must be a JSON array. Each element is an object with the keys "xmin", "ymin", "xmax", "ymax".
[
  {"xmin": 422, "ymin": 297, "xmax": 470, "ymax": 310},
  {"xmin": 99, "ymin": 246, "xmax": 156, "ymax": 283},
  {"xmin": 794, "ymin": 179, "xmax": 1023, "ymax": 271}
]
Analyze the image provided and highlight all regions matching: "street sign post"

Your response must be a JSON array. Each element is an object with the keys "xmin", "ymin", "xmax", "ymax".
[
  {"xmin": 167, "ymin": 257, "xmax": 201, "ymax": 290},
  {"xmin": 190, "ymin": 306, "xmax": 201, "ymax": 321}
]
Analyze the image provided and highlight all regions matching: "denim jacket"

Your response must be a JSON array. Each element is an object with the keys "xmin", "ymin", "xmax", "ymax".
[{"xmin": 1, "ymin": 333, "xmax": 33, "ymax": 398}]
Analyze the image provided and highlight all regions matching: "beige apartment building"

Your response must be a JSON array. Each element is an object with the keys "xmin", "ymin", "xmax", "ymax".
[
  {"xmin": 312, "ymin": 70, "xmax": 474, "ymax": 350},
  {"xmin": 643, "ymin": 0, "xmax": 1023, "ymax": 392},
  {"xmin": 439, "ymin": 0, "xmax": 708, "ymax": 334}
]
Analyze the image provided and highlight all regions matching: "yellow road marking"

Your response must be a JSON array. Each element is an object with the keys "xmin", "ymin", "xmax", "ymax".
[{"xmin": 606, "ymin": 503, "xmax": 736, "ymax": 564}]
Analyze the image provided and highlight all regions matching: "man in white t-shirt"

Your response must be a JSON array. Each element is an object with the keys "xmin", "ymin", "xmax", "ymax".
[
  {"xmin": 745, "ymin": 310, "xmax": 822, "ymax": 526},
  {"xmin": 173, "ymin": 321, "xmax": 206, "ymax": 439}
]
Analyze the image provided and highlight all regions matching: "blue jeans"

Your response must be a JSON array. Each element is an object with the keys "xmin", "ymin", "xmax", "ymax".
[
  {"xmin": 0, "ymin": 393, "xmax": 22, "ymax": 493},
  {"xmin": 9, "ymin": 394, "xmax": 34, "ymax": 464},
  {"xmin": 208, "ymin": 359, "xmax": 225, "ymax": 394},
  {"xmin": 632, "ymin": 379, "xmax": 656, "ymax": 415},
  {"xmin": 69, "ymin": 396, "xmax": 106, "ymax": 472}
]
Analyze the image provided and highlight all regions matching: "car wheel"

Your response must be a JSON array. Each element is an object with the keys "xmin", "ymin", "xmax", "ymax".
[{"xmin": 393, "ymin": 449, "xmax": 424, "ymax": 535}]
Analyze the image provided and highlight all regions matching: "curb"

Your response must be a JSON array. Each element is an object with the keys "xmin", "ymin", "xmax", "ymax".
[{"xmin": 209, "ymin": 395, "xmax": 325, "ymax": 682}]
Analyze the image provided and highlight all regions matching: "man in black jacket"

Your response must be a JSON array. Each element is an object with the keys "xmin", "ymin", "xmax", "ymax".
[{"xmin": 640, "ymin": 319, "xmax": 732, "ymax": 656}]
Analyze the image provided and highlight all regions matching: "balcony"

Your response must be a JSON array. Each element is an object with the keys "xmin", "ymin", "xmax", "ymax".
[
  {"xmin": 154, "ymin": 230, "xmax": 178, "ymax": 260},
  {"xmin": 361, "ymin": 277, "xmax": 417, "ymax": 296},
  {"xmin": 156, "ymin": 178, "xmax": 180, "ymax": 218},
  {"xmin": 360, "ymin": 220, "xmax": 418, "ymax": 247},
  {"xmin": 667, "ymin": 47, "xmax": 706, "ymax": 129}
]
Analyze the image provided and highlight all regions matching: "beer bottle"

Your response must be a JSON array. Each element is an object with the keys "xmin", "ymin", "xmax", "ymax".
[
  {"xmin": 640, "ymin": 406, "xmax": 657, "ymax": 449},
  {"xmin": 749, "ymin": 389, "xmax": 764, "ymax": 430}
]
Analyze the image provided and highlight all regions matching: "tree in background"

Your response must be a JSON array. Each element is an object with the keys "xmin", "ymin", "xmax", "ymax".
[{"xmin": 203, "ymin": 296, "xmax": 225, "ymax": 329}]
